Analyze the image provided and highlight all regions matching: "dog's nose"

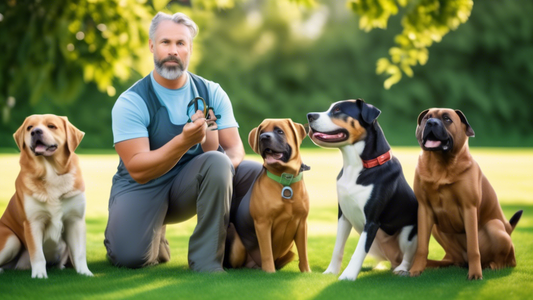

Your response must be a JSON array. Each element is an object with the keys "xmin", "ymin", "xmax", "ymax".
[
  {"xmin": 31, "ymin": 128, "xmax": 43, "ymax": 136},
  {"xmin": 307, "ymin": 113, "xmax": 319, "ymax": 122},
  {"xmin": 426, "ymin": 118, "xmax": 441, "ymax": 127},
  {"xmin": 260, "ymin": 132, "xmax": 272, "ymax": 141}
]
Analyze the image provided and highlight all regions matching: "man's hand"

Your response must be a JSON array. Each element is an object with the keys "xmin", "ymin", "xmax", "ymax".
[
  {"xmin": 206, "ymin": 109, "xmax": 218, "ymax": 131},
  {"xmin": 183, "ymin": 110, "xmax": 207, "ymax": 145}
]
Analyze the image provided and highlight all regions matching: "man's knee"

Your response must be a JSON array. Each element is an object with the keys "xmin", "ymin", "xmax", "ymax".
[
  {"xmin": 104, "ymin": 233, "xmax": 153, "ymax": 269},
  {"xmin": 201, "ymin": 151, "xmax": 234, "ymax": 179}
]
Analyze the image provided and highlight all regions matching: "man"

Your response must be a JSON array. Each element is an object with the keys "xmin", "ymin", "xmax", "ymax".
[{"xmin": 104, "ymin": 12, "xmax": 261, "ymax": 272}]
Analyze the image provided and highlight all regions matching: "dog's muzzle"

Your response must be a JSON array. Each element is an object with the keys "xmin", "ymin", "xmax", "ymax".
[
  {"xmin": 421, "ymin": 118, "xmax": 452, "ymax": 152},
  {"xmin": 30, "ymin": 128, "xmax": 58, "ymax": 156}
]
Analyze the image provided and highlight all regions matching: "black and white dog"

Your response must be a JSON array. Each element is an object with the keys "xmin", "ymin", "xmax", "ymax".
[{"xmin": 307, "ymin": 99, "xmax": 418, "ymax": 281}]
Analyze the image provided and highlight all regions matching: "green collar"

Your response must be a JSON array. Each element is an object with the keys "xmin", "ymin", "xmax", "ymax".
[{"xmin": 266, "ymin": 170, "xmax": 303, "ymax": 186}]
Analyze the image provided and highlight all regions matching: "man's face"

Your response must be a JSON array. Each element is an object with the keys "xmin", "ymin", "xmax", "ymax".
[{"xmin": 150, "ymin": 20, "xmax": 192, "ymax": 80}]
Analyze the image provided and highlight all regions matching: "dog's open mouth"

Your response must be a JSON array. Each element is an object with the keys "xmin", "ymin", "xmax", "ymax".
[
  {"xmin": 311, "ymin": 129, "xmax": 348, "ymax": 143},
  {"xmin": 423, "ymin": 132, "xmax": 451, "ymax": 152},
  {"xmin": 31, "ymin": 140, "xmax": 58, "ymax": 156},
  {"xmin": 263, "ymin": 148, "xmax": 287, "ymax": 164}
]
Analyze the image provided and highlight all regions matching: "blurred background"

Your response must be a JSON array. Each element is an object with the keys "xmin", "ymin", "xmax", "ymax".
[{"xmin": 1, "ymin": 0, "xmax": 532, "ymax": 151}]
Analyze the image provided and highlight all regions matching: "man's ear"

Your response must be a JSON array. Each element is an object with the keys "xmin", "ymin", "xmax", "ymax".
[
  {"xmin": 61, "ymin": 117, "xmax": 85, "ymax": 153},
  {"xmin": 149, "ymin": 39, "xmax": 154, "ymax": 53},
  {"xmin": 455, "ymin": 110, "xmax": 475, "ymax": 137},
  {"xmin": 13, "ymin": 118, "xmax": 28, "ymax": 151},
  {"xmin": 248, "ymin": 126, "xmax": 260, "ymax": 154}
]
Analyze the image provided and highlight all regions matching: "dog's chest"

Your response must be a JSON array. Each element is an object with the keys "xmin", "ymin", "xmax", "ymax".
[
  {"xmin": 25, "ymin": 192, "xmax": 86, "ymax": 244},
  {"xmin": 337, "ymin": 144, "xmax": 373, "ymax": 234},
  {"xmin": 26, "ymin": 162, "xmax": 79, "ymax": 202}
]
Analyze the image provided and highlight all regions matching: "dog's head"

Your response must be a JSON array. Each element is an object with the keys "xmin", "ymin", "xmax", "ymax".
[
  {"xmin": 416, "ymin": 108, "xmax": 474, "ymax": 153},
  {"xmin": 14, "ymin": 114, "xmax": 85, "ymax": 158},
  {"xmin": 307, "ymin": 99, "xmax": 380, "ymax": 148},
  {"xmin": 248, "ymin": 119, "xmax": 306, "ymax": 173}
]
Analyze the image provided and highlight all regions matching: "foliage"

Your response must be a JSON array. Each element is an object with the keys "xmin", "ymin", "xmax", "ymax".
[
  {"xmin": 0, "ymin": 0, "xmax": 532, "ymax": 150},
  {"xmin": 0, "ymin": 0, "xmax": 156, "ymax": 125},
  {"xmin": 196, "ymin": 0, "xmax": 533, "ymax": 148},
  {"xmin": 348, "ymin": 0, "xmax": 474, "ymax": 89}
]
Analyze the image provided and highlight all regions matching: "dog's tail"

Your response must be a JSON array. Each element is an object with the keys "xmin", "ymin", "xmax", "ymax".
[{"xmin": 509, "ymin": 210, "xmax": 523, "ymax": 233}]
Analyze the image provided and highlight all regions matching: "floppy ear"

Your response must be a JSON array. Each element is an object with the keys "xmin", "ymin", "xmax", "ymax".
[
  {"xmin": 417, "ymin": 109, "xmax": 430, "ymax": 125},
  {"xmin": 13, "ymin": 118, "xmax": 28, "ymax": 151},
  {"xmin": 248, "ymin": 126, "xmax": 260, "ymax": 154},
  {"xmin": 455, "ymin": 110, "xmax": 475, "ymax": 137},
  {"xmin": 356, "ymin": 99, "xmax": 381, "ymax": 124},
  {"xmin": 61, "ymin": 117, "xmax": 85, "ymax": 153},
  {"xmin": 291, "ymin": 121, "xmax": 307, "ymax": 146}
]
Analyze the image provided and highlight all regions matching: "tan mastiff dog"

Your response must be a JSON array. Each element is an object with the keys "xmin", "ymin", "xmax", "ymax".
[
  {"xmin": 226, "ymin": 119, "xmax": 311, "ymax": 273},
  {"xmin": 0, "ymin": 115, "xmax": 92, "ymax": 278},
  {"xmin": 409, "ymin": 108, "xmax": 522, "ymax": 280}
]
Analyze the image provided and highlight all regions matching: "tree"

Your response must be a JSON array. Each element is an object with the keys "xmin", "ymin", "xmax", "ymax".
[
  {"xmin": 0, "ymin": 0, "xmax": 156, "ymax": 125},
  {"xmin": 291, "ymin": 0, "xmax": 474, "ymax": 89}
]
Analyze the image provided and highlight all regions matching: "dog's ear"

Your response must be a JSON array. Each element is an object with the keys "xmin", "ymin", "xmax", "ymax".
[
  {"xmin": 248, "ymin": 126, "xmax": 260, "ymax": 154},
  {"xmin": 356, "ymin": 99, "xmax": 381, "ymax": 124},
  {"xmin": 13, "ymin": 118, "xmax": 28, "ymax": 151},
  {"xmin": 61, "ymin": 117, "xmax": 85, "ymax": 153},
  {"xmin": 417, "ymin": 109, "xmax": 430, "ymax": 125},
  {"xmin": 455, "ymin": 110, "xmax": 475, "ymax": 137},
  {"xmin": 291, "ymin": 121, "xmax": 307, "ymax": 146}
]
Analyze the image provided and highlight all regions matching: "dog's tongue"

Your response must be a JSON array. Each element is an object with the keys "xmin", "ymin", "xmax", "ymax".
[
  {"xmin": 34, "ymin": 144, "xmax": 48, "ymax": 154},
  {"xmin": 313, "ymin": 132, "xmax": 344, "ymax": 140},
  {"xmin": 265, "ymin": 152, "xmax": 283, "ymax": 164},
  {"xmin": 425, "ymin": 140, "xmax": 442, "ymax": 148}
]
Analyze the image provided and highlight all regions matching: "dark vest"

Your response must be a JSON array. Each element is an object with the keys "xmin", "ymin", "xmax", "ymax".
[{"xmin": 110, "ymin": 72, "xmax": 220, "ymax": 196}]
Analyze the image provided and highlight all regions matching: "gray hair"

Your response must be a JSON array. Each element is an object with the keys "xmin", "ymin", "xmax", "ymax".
[{"xmin": 149, "ymin": 12, "xmax": 199, "ymax": 41}]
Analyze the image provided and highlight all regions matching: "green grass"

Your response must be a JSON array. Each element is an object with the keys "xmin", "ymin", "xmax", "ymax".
[{"xmin": 0, "ymin": 148, "xmax": 532, "ymax": 300}]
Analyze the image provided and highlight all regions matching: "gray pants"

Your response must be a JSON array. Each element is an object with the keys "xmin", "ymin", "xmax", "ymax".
[{"xmin": 104, "ymin": 151, "xmax": 262, "ymax": 272}]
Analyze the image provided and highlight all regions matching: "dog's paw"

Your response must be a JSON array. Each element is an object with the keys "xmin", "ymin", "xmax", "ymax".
[
  {"xmin": 468, "ymin": 272, "xmax": 483, "ymax": 280},
  {"xmin": 0, "ymin": 268, "xmax": 4, "ymax": 274},
  {"xmin": 323, "ymin": 265, "xmax": 340, "ymax": 275},
  {"xmin": 409, "ymin": 270, "xmax": 422, "ymax": 277},
  {"xmin": 338, "ymin": 270, "xmax": 357, "ymax": 281},
  {"xmin": 393, "ymin": 270, "xmax": 410, "ymax": 276},
  {"xmin": 31, "ymin": 269, "xmax": 48, "ymax": 279},
  {"xmin": 78, "ymin": 268, "xmax": 94, "ymax": 277}
]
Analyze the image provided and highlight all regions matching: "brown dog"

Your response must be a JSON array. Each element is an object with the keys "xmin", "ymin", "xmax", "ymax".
[
  {"xmin": 0, "ymin": 114, "xmax": 92, "ymax": 278},
  {"xmin": 409, "ymin": 108, "xmax": 522, "ymax": 280},
  {"xmin": 226, "ymin": 119, "xmax": 311, "ymax": 273}
]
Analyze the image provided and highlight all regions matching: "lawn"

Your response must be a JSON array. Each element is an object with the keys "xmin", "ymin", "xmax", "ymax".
[{"xmin": 0, "ymin": 148, "xmax": 532, "ymax": 300}]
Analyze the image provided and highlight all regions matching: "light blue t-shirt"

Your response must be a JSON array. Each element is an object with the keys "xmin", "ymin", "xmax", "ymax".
[{"xmin": 112, "ymin": 71, "xmax": 238, "ymax": 144}]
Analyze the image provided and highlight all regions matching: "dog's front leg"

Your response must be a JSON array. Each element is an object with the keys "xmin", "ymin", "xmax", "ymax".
[
  {"xmin": 24, "ymin": 221, "xmax": 47, "ymax": 279},
  {"xmin": 464, "ymin": 206, "xmax": 482, "ymax": 280},
  {"xmin": 339, "ymin": 222, "xmax": 379, "ymax": 281},
  {"xmin": 64, "ymin": 218, "xmax": 93, "ymax": 276},
  {"xmin": 295, "ymin": 219, "xmax": 311, "ymax": 272},
  {"xmin": 324, "ymin": 214, "xmax": 351, "ymax": 275},
  {"xmin": 409, "ymin": 203, "xmax": 434, "ymax": 277},
  {"xmin": 254, "ymin": 219, "xmax": 276, "ymax": 273}
]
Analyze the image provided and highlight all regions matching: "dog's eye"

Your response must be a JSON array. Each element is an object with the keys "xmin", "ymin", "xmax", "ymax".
[
  {"xmin": 48, "ymin": 124, "xmax": 57, "ymax": 129},
  {"xmin": 443, "ymin": 116, "xmax": 452, "ymax": 123},
  {"xmin": 26, "ymin": 125, "xmax": 33, "ymax": 131},
  {"xmin": 277, "ymin": 129, "xmax": 284, "ymax": 135},
  {"xmin": 333, "ymin": 107, "xmax": 341, "ymax": 114}
]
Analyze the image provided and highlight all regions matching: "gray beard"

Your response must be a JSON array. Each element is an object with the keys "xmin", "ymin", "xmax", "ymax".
[{"xmin": 154, "ymin": 57, "xmax": 186, "ymax": 80}]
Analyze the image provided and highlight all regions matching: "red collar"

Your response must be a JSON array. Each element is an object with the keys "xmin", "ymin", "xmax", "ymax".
[{"xmin": 363, "ymin": 150, "xmax": 392, "ymax": 169}]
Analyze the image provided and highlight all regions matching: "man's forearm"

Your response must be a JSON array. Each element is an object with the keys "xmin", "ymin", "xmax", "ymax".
[
  {"xmin": 225, "ymin": 146, "xmax": 245, "ymax": 169},
  {"xmin": 126, "ymin": 135, "xmax": 193, "ymax": 184}
]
